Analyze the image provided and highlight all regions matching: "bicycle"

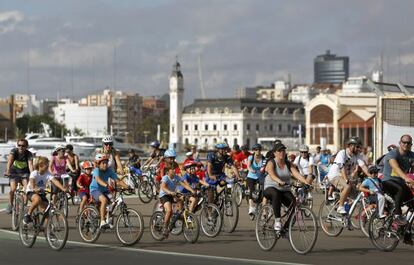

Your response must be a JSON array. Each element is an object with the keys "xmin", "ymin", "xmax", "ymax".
[
  {"xmin": 232, "ymin": 176, "xmax": 249, "ymax": 207},
  {"xmin": 214, "ymin": 180, "xmax": 239, "ymax": 233},
  {"xmin": 78, "ymin": 187, "xmax": 144, "ymax": 246},
  {"xmin": 12, "ymin": 182, "xmax": 26, "ymax": 231},
  {"xmin": 137, "ymin": 165, "xmax": 158, "ymax": 204},
  {"xmin": 150, "ymin": 193, "xmax": 200, "ymax": 243},
  {"xmin": 19, "ymin": 190, "xmax": 68, "ymax": 251},
  {"xmin": 255, "ymin": 184, "xmax": 318, "ymax": 255},
  {"xmin": 318, "ymin": 181, "xmax": 376, "ymax": 237},
  {"xmin": 53, "ymin": 174, "xmax": 71, "ymax": 217},
  {"xmin": 368, "ymin": 195, "xmax": 414, "ymax": 252},
  {"xmin": 194, "ymin": 188, "xmax": 223, "ymax": 237}
]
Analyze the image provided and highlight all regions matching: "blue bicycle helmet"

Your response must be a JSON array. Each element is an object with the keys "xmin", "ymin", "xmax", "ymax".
[
  {"xmin": 164, "ymin": 149, "xmax": 176, "ymax": 158},
  {"xmin": 215, "ymin": 142, "xmax": 228, "ymax": 149},
  {"xmin": 149, "ymin": 140, "xmax": 160, "ymax": 148},
  {"xmin": 252, "ymin": 143, "xmax": 262, "ymax": 150}
]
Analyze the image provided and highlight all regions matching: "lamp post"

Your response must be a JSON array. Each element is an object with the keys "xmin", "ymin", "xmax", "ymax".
[{"xmin": 143, "ymin": 131, "xmax": 150, "ymax": 144}]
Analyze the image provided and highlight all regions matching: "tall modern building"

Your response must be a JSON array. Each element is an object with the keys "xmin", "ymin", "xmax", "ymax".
[{"xmin": 314, "ymin": 50, "xmax": 349, "ymax": 84}]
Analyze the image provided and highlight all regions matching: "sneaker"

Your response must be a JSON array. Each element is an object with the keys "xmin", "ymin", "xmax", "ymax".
[
  {"xmin": 186, "ymin": 216, "xmax": 193, "ymax": 224},
  {"xmin": 274, "ymin": 221, "xmax": 282, "ymax": 231},
  {"xmin": 327, "ymin": 196, "xmax": 335, "ymax": 201},
  {"xmin": 100, "ymin": 220, "xmax": 109, "ymax": 229},
  {"xmin": 337, "ymin": 206, "xmax": 347, "ymax": 214},
  {"xmin": 23, "ymin": 214, "xmax": 32, "ymax": 225},
  {"xmin": 379, "ymin": 214, "xmax": 387, "ymax": 219},
  {"xmin": 248, "ymin": 207, "xmax": 254, "ymax": 215},
  {"xmin": 307, "ymin": 192, "xmax": 313, "ymax": 200},
  {"xmin": 5, "ymin": 204, "xmax": 12, "ymax": 214}
]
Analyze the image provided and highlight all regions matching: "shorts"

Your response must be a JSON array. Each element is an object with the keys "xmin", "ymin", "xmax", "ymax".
[
  {"xmin": 90, "ymin": 190, "xmax": 111, "ymax": 202},
  {"xmin": 27, "ymin": 191, "xmax": 48, "ymax": 203},
  {"xmin": 9, "ymin": 173, "xmax": 29, "ymax": 183},
  {"xmin": 79, "ymin": 191, "xmax": 90, "ymax": 199},
  {"xmin": 329, "ymin": 176, "xmax": 348, "ymax": 191},
  {"xmin": 160, "ymin": 195, "xmax": 174, "ymax": 204},
  {"xmin": 51, "ymin": 178, "xmax": 63, "ymax": 194}
]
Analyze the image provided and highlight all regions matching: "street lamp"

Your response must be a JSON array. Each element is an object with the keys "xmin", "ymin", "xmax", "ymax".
[{"xmin": 143, "ymin": 131, "xmax": 150, "ymax": 144}]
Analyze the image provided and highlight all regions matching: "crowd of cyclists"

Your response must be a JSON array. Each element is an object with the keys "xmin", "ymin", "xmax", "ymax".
[{"xmin": 2, "ymin": 133, "xmax": 414, "ymax": 252}]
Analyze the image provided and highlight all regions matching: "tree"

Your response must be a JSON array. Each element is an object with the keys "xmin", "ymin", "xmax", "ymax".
[
  {"xmin": 16, "ymin": 114, "xmax": 69, "ymax": 138},
  {"xmin": 138, "ymin": 109, "xmax": 169, "ymax": 143}
]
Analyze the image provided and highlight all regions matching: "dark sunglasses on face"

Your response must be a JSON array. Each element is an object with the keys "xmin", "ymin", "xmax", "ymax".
[
  {"xmin": 18, "ymin": 144, "xmax": 27, "ymax": 147},
  {"xmin": 401, "ymin": 141, "xmax": 413, "ymax": 145},
  {"xmin": 104, "ymin": 143, "xmax": 113, "ymax": 146}
]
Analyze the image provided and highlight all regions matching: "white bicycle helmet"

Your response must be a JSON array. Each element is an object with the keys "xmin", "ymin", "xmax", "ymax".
[
  {"xmin": 102, "ymin": 135, "xmax": 114, "ymax": 144},
  {"xmin": 54, "ymin": 145, "xmax": 66, "ymax": 153},
  {"xmin": 299, "ymin": 144, "xmax": 309, "ymax": 152}
]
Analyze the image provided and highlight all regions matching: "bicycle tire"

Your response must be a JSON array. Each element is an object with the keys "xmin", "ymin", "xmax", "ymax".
[
  {"xmin": 46, "ymin": 210, "xmax": 68, "ymax": 251},
  {"xmin": 78, "ymin": 206, "xmax": 101, "ymax": 243},
  {"xmin": 232, "ymin": 183, "xmax": 243, "ymax": 207},
  {"xmin": 358, "ymin": 203, "xmax": 373, "ymax": 238},
  {"xmin": 138, "ymin": 180, "xmax": 154, "ymax": 204},
  {"xmin": 288, "ymin": 207, "xmax": 318, "ymax": 254},
  {"xmin": 255, "ymin": 205, "xmax": 277, "ymax": 251},
  {"xmin": 318, "ymin": 199, "xmax": 343, "ymax": 237},
  {"xmin": 19, "ymin": 213, "xmax": 38, "ymax": 248},
  {"xmin": 150, "ymin": 211, "xmax": 165, "ymax": 241},
  {"xmin": 57, "ymin": 192, "xmax": 69, "ymax": 217},
  {"xmin": 183, "ymin": 212, "xmax": 200, "ymax": 243},
  {"xmin": 200, "ymin": 203, "xmax": 222, "ymax": 238},
  {"xmin": 115, "ymin": 208, "xmax": 144, "ymax": 246},
  {"xmin": 12, "ymin": 194, "xmax": 24, "ymax": 231},
  {"xmin": 368, "ymin": 213, "xmax": 399, "ymax": 252},
  {"xmin": 221, "ymin": 197, "xmax": 239, "ymax": 233}
]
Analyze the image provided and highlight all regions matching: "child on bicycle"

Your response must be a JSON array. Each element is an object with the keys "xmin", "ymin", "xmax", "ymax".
[
  {"xmin": 159, "ymin": 164, "xmax": 195, "ymax": 238},
  {"xmin": 90, "ymin": 153, "xmax": 131, "ymax": 228},
  {"xmin": 359, "ymin": 165, "xmax": 386, "ymax": 218},
  {"xmin": 76, "ymin": 161, "xmax": 93, "ymax": 215},
  {"xmin": 23, "ymin": 156, "xmax": 68, "ymax": 224},
  {"xmin": 179, "ymin": 161, "xmax": 210, "ymax": 213}
]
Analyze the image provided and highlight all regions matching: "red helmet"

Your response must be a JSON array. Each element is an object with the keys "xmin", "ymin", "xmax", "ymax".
[
  {"xmin": 81, "ymin": 161, "xmax": 93, "ymax": 169},
  {"xmin": 183, "ymin": 161, "xmax": 197, "ymax": 170}
]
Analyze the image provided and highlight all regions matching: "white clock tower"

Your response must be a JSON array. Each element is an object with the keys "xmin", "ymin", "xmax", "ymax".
[{"xmin": 169, "ymin": 59, "xmax": 184, "ymax": 150}]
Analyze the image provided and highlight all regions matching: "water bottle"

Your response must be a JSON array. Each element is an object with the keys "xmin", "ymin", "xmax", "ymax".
[{"xmin": 344, "ymin": 202, "xmax": 350, "ymax": 214}]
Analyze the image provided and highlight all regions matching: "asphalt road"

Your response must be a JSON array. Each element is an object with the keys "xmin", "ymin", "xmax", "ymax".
[{"xmin": 0, "ymin": 193, "xmax": 412, "ymax": 265}]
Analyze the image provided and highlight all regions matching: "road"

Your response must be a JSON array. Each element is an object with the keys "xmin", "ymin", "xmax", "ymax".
[{"xmin": 0, "ymin": 193, "xmax": 412, "ymax": 265}]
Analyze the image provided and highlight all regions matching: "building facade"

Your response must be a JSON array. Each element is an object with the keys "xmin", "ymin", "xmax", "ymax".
[
  {"xmin": 182, "ymin": 98, "xmax": 305, "ymax": 150},
  {"xmin": 314, "ymin": 50, "xmax": 349, "ymax": 84},
  {"xmin": 0, "ymin": 96, "xmax": 15, "ymax": 141}
]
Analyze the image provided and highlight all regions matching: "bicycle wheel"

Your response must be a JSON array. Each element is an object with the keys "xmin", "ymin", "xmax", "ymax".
[
  {"xmin": 115, "ymin": 208, "xmax": 144, "ymax": 246},
  {"xmin": 368, "ymin": 213, "xmax": 399, "ymax": 252},
  {"xmin": 183, "ymin": 212, "xmax": 200, "ymax": 243},
  {"xmin": 221, "ymin": 197, "xmax": 239, "ymax": 233},
  {"xmin": 12, "ymin": 194, "xmax": 24, "ymax": 231},
  {"xmin": 349, "ymin": 201, "xmax": 362, "ymax": 230},
  {"xmin": 288, "ymin": 207, "xmax": 318, "ymax": 254},
  {"xmin": 232, "ymin": 183, "xmax": 243, "ymax": 207},
  {"xmin": 19, "ymin": 213, "xmax": 38, "ymax": 248},
  {"xmin": 358, "ymin": 204, "xmax": 373, "ymax": 238},
  {"xmin": 150, "ymin": 211, "xmax": 165, "ymax": 241},
  {"xmin": 200, "ymin": 203, "xmax": 222, "ymax": 238},
  {"xmin": 46, "ymin": 210, "xmax": 68, "ymax": 251},
  {"xmin": 255, "ymin": 205, "xmax": 277, "ymax": 251},
  {"xmin": 318, "ymin": 199, "xmax": 343, "ymax": 237},
  {"xmin": 78, "ymin": 206, "xmax": 101, "ymax": 243},
  {"xmin": 57, "ymin": 192, "xmax": 69, "ymax": 217},
  {"xmin": 138, "ymin": 180, "xmax": 154, "ymax": 204}
]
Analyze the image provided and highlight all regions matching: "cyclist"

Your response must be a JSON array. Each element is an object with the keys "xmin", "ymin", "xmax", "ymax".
[
  {"xmin": 158, "ymin": 149, "xmax": 181, "ymax": 183},
  {"xmin": 159, "ymin": 164, "xmax": 195, "ymax": 237},
  {"xmin": 5, "ymin": 139, "xmax": 33, "ymax": 214},
  {"xmin": 205, "ymin": 143, "xmax": 241, "ymax": 203},
  {"xmin": 127, "ymin": 148, "xmax": 142, "ymax": 177},
  {"xmin": 99, "ymin": 135, "xmax": 124, "ymax": 175},
  {"xmin": 183, "ymin": 151, "xmax": 194, "ymax": 165},
  {"xmin": 231, "ymin": 144, "xmax": 241, "ymax": 162},
  {"xmin": 246, "ymin": 143, "xmax": 265, "ymax": 216},
  {"xmin": 23, "ymin": 156, "xmax": 67, "ymax": 224},
  {"xmin": 376, "ymin": 144, "xmax": 397, "ymax": 175},
  {"xmin": 326, "ymin": 136, "xmax": 370, "ymax": 214},
  {"xmin": 381, "ymin": 134, "xmax": 414, "ymax": 228},
  {"xmin": 66, "ymin": 144, "xmax": 80, "ymax": 196},
  {"xmin": 179, "ymin": 161, "xmax": 210, "ymax": 212},
  {"xmin": 359, "ymin": 165, "xmax": 386, "ymax": 219},
  {"xmin": 90, "ymin": 153, "xmax": 131, "ymax": 228},
  {"xmin": 264, "ymin": 143, "xmax": 309, "ymax": 231},
  {"xmin": 76, "ymin": 161, "xmax": 93, "ymax": 214},
  {"xmin": 143, "ymin": 140, "xmax": 165, "ymax": 168},
  {"xmin": 293, "ymin": 144, "xmax": 316, "ymax": 185},
  {"xmin": 234, "ymin": 144, "xmax": 252, "ymax": 177},
  {"xmin": 49, "ymin": 145, "xmax": 69, "ymax": 204},
  {"xmin": 190, "ymin": 145, "xmax": 200, "ymax": 162}
]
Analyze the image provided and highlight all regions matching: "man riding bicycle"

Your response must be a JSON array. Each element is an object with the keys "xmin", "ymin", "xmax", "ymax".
[
  {"xmin": 205, "ymin": 143, "xmax": 241, "ymax": 203},
  {"xmin": 326, "ymin": 136, "xmax": 371, "ymax": 214}
]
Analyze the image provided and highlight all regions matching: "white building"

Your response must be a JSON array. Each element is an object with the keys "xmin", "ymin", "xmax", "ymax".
[
  {"xmin": 53, "ymin": 103, "xmax": 108, "ymax": 135},
  {"xmin": 13, "ymin": 94, "xmax": 43, "ymax": 117},
  {"xmin": 169, "ymin": 60, "xmax": 184, "ymax": 149},
  {"xmin": 257, "ymin": 81, "xmax": 291, "ymax": 101},
  {"xmin": 182, "ymin": 98, "xmax": 305, "ymax": 150},
  {"xmin": 289, "ymin": 85, "xmax": 318, "ymax": 104}
]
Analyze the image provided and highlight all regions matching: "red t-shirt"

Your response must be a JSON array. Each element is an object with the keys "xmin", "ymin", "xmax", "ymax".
[
  {"xmin": 234, "ymin": 151, "xmax": 251, "ymax": 169},
  {"xmin": 195, "ymin": 170, "xmax": 205, "ymax": 180},
  {"xmin": 77, "ymin": 173, "xmax": 92, "ymax": 193}
]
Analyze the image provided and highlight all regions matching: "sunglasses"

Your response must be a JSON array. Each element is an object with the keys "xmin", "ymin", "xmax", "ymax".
[
  {"xmin": 104, "ymin": 143, "xmax": 113, "ymax": 146},
  {"xmin": 401, "ymin": 141, "xmax": 413, "ymax": 145},
  {"xmin": 18, "ymin": 144, "xmax": 27, "ymax": 147}
]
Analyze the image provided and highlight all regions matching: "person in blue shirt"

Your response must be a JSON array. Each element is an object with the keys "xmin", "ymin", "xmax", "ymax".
[
  {"xmin": 159, "ymin": 164, "xmax": 195, "ymax": 238},
  {"xmin": 179, "ymin": 161, "xmax": 210, "ymax": 212},
  {"xmin": 359, "ymin": 165, "xmax": 386, "ymax": 219},
  {"xmin": 205, "ymin": 143, "xmax": 241, "ymax": 203},
  {"xmin": 90, "ymin": 153, "xmax": 131, "ymax": 228},
  {"xmin": 246, "ymin": 143, "xmax": 265, "ymax": 216}
]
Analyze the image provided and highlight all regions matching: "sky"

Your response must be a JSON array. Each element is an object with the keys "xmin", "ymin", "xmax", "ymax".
[{"xmin": 1, "ymin": 0, "xmax": 414, "ymax": 104}]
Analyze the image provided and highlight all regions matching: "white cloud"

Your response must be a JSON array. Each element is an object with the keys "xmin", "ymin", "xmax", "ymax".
[{"xmin": 0, "ymin": 10, "xmax": 24, "ymax": 34}]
